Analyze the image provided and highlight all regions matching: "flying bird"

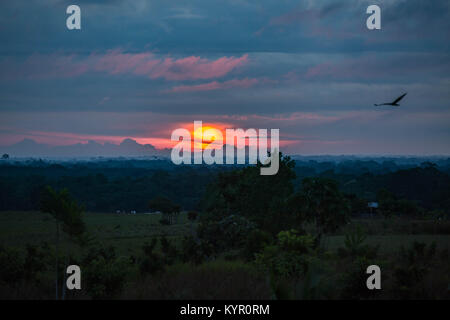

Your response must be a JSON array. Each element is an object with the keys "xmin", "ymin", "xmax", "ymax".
[{"xmin": 374, "ymin": 93, "xmax": 407, "ymax": 107}]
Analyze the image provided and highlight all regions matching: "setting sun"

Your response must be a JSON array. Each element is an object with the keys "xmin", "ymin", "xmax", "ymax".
[{"xmin": 193, "ymin": 126, "xmax": 224, "ymax": 149}]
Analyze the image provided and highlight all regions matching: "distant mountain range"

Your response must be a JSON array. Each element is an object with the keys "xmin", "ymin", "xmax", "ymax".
[
  {"xmin": 0, "ymin": 138, "xmax": 266, "ymax": 161},
  {"xmin": 0, "ymin": 138, "xmax": 171, "ymax": 158},
  {"xmin": 2, "ymin": 138, "xmax": 449, "ymax": 163}
]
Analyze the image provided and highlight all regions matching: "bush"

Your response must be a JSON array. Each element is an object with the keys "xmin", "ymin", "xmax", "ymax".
[
  {"xmin": 339, "ymin": 257, "xmax": 382, "ymax": 300},
  {"xmin": 140, "ymin": 239, "xmax": 165, "ymax": 275},
  {"xmin": 243, "ymin": 229, "xmax": 272, "ymax": 260},
  {"xmin": 0, "ymin": 246, "xmax": 24, "ymax": 285},
  {"xmin": 180, "ymin": 236, "xmax": 213, "ymax": 265},
  {"xmin": 160, "ymin": 235, "xmax": 178, "ymax": 266},
  {"xmin": 198, "ymin": 215, "xmax": 256, "ymax": 253},
  {"xmin": 23, "ymin": 243, "xmax": 49, "ymax": 283},
  {"xmin": 159, "ymin": 218, "xmax": 170, "ymax": 225},
  {"xmin": 277, "ymin": 230, "xmax": 315, "ymax": 254},
  {"xmin": 255, "ymin": 230, "xmax": 316, "ymax": 278},
  {"xmin": 83, "ymin": 245, "xmax": 130, "ymax": 299},
  {"xmin": 123, "ymin": 260, "xmax": 272, "ymax": 299},
  {"xmin": 337, "ymin": 225, "xmax": 379, "ymax": 259},
  {"xmin": 392, "ymin": 241, "xmax": 437, "ymax": 299},
  {"xmin": 187, "ymin": 211, "xmax": 198, "ymax": 221}
]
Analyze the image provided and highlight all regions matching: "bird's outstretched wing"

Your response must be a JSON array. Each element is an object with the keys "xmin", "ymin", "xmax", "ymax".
[{"xmin": 392, "ymin": 93, "xmax": 407, "ymax": 104}]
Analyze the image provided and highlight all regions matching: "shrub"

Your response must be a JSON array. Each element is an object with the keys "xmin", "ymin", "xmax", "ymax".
[
  {"xmin": 243, "ymin": 229, "xmax": 272, "ymax": 260},
  {"xmin": 277, "ymin": 230, "xmax": 315, "ymax": 254},
  {"xmin": 83, "ymin": 245, "xmax": 130, "ymax": 299},
  {"xmin": 123, "ymin": 260, "xmax": 272, "ymax": 299},
  {"xmin": 159, "ymin": 218, "xmax": 170, "ymax": 225},
  {"xmin": 198, "ymin": 215, "xmax": 256, "ymax": 253},
  {"xmin": 0, "ymin": 246, "xmax": 24, "ymax": 285},
  {"xmin": 180, "ymin": 236, "xmax": 213, "ymax": 265},
  {"xmin": 140, "ymin": 239, "xmax": 165, "ymax": 275},
  {"xmin": 160, "ymin": 235, "xmax": 178, "ymax": 266},
  {"xmin": 338, "ymin": 225, "xmax": 379, "ymax": 259},
  {"xmin": 255, "ymin": 230, "xmax": 316, "ymax": 278},
  {"xmin": 23, "ymin": 243, "xmax": 49, "ymax": 283},
  {"xmin": 392, "ymin": 241, "xmax": 437, "ymax": 299},
  {"xmin": 339, "ymin": 257, "xmax": 382, "ymax": 300},
  {"xmin": 187, "ymin": 211, "xmax": 198, "ymax": 221}
]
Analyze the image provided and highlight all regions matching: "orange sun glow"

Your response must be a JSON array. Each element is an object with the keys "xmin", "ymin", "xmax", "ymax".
[{"xmin": 193, "ymin": 126, "xmax": 224, "ymax": 150}]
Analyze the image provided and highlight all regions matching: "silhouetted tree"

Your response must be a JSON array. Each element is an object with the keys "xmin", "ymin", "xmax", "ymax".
[
  {"xmin": 40, "ymin": 186, "xmax": 85, "ymax": 300},
  {"xmin": 294, "ymin": 177, "xmax": 350, "ymax": 235},
  {"xmin": 149, "ymin": 196, "xmax": 180, "ymax": 225},
  {"xmin": 201, "ymin": 153, "xmax": 297, "ymax": 233}
]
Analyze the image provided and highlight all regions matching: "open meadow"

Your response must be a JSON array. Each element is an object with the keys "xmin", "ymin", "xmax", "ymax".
[{"xmin": 1, "ymin": 211, "xmax": 449, "ymax": 254}]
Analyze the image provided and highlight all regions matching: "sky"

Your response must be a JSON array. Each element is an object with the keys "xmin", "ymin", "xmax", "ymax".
[{"xmin": 0, "ymin": 0, "xmax": 449, "ymax": 155}]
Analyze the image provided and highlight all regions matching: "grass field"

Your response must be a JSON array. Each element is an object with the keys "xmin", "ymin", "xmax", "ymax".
[
  {"xmin": 1, "ymin": 211, "xmax": 449, "ymax": 299},
  {"xmin": 324, "ymin": 234, "xmax": 450, "ymax": 254},
  {"xmin": 0, "ymin": 211, "xmax": 195, "ymax": 256},
  {"xmin": 1, "ymin": 211, "xmax": 449, "ymax": 256}
]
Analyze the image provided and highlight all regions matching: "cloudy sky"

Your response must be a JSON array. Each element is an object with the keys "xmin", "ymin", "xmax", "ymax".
[{"xmin": 0, "ymin": 0, "xmax": 449, "ymax": 155}]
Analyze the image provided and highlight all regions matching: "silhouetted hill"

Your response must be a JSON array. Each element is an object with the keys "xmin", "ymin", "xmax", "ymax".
[{"xmin": 0, "ymin": 138, "xmax": 171, "ymax": 158}]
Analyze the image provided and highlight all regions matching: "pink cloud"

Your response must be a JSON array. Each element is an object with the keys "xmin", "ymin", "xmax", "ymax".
[
  {"xmin": 168, "ymin": 77, "xmax": 259, "ymax": 93},
  {"xmin": 147, "ymin": 55, "xmax": 248, "ymax": 81},
  {"xmin": 94, "ymin": 50, "xmax": 154, "ymax": 74},
  {"xmin": 1, "ymin": 50, "xmax": 248, "ymax": 81}
]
